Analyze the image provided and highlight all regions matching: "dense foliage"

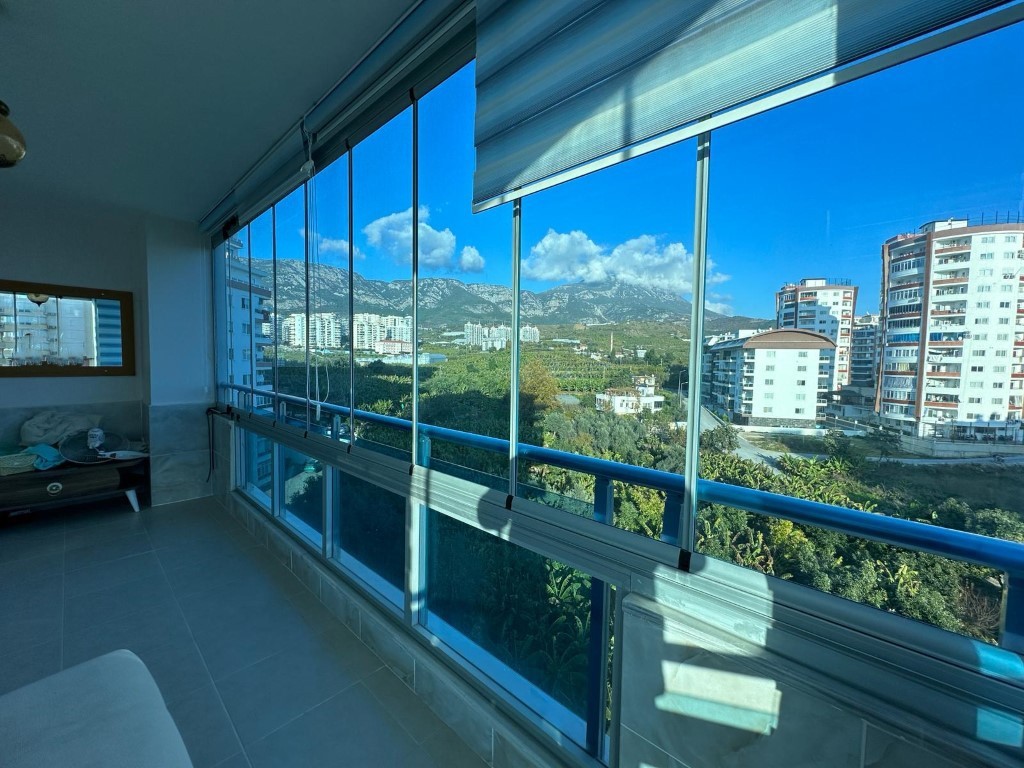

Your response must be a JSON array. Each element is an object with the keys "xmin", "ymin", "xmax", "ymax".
[{"xmin": 275, "ymin": 339, "xmax": 1023, "ymax": 716}]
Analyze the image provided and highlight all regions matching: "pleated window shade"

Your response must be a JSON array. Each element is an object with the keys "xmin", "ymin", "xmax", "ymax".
[{"xmin": 473, "ymin": 0, "xmax": 1009, "ymax": 210}]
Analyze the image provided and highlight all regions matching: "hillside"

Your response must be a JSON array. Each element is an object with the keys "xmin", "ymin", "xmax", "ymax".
[{"xmin": 271, "ymin": 259, "xmax": 769, "ymax": 331}]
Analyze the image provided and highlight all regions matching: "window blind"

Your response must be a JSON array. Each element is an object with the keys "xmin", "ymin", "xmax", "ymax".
[{"xmin": 473, "ymin": 0, "xmax": 1012, "ymax": 210}]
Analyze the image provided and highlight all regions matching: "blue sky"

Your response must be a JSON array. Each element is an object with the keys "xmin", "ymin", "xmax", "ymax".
[{"xmin": 263, "ymin": 20, "xmax": 1024, "ymax": 320}]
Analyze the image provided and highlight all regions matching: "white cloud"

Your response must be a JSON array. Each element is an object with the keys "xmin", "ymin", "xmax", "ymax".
[
  {"xmin": 363, "ymin": 206, "xmax": 456, "ymax": 269},
  {"xmin": 299, "ymin": 229, "xmax": 363, "ymax": 260},
  {"xmin": 318, "ymin": 237, "xmax": 364, "ymax": 260},
  {"xmin": 458, "ymin": 245, "xmax": 485, "ymax": 273},
  {"xmin": 523, "ymin": 229, "xmax": 731, "ymax": 302}
]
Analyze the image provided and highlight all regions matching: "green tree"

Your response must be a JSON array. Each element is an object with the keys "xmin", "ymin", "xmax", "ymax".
[{"xmin": 699, "ymin": 424, "xmax": 739, "ymax": 453}]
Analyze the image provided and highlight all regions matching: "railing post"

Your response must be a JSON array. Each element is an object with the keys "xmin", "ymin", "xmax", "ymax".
[
  {"xmin": 661, "ymin": 490, "xmax": 685, "ymax": 546},
  {"xmin": 586, "ymin": 475, "xmax": 613, "ymax": 757},
  {"xmin": 593, "ymin": 476, "xmax": 614, "ymax": 525},
  {"xmin": 1001, "ymin": 573, "xmax": 1024, "ymax": 654},
  {"xmin": 332, "ymin": 414, "xmax": 342, "ymax": 443},
  {"xmin": 418, "ymin": 432, "xmax": 431, "ymax": 470}
]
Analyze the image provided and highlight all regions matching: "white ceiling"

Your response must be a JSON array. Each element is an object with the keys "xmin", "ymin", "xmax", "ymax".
[{"xmin": 0, "ymin": 0, "xmax": 417, "ymax": 222}]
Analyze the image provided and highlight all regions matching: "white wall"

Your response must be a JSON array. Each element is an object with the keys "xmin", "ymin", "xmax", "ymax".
[
  {"xmin": 0, "ymin": 186, "xmax": 147, "ymax": 406},
  {"xmin": 144, "ymin": 215, "xmax": 214, "ymax": 406}
]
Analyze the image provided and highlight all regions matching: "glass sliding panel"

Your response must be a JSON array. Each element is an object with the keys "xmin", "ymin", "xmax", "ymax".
[
  {"xmin": 240, "ymin": 429, "xmax": 273, "ymax": 510},
  {"xmin": 426, "ymin": 509, "xmax": 591, "ymax": 745},
  {"xmin": 250, "ymin": 210, "xmax": 276, "ymax": 417},
  {"xmin": 517, "ymin": 142, "xmax": 695, "ymax": 536},
  {"xmin": 223, "ymin": 227, "xmax": 254, "ymax": 402},
  {"xmin": 213, "ymin": 241, "xmax": 232, "ymax": 402},
  {"xmin": 308, "ymin": 155, "xmax": 352, "ymax": 441},
  {"xmin": 417, "ymin": 62, "xmax": 513, "ymax": 489},
  {"xmin": 274, "ymin": 186, "xmax": 310, "ymax": 427},
  {"xmin": 352, "ymin": 108, "xmax": 414, "ymax": 459},
  {"xmin": 696, "ymin": 24, "xmax": 1024, "ymax": 643},
  {"xmin": 335, "ymin": 472, "xmax": 404, "ymax": 601},
  {"xmin": 279, "ymin": 445, "xmax": 323, "ymax": 545}
]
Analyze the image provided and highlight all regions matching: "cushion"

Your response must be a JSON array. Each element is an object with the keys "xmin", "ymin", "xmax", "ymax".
[{"xmin": 0, "ymin": 649, "xmax": 193, "ymax": 768}]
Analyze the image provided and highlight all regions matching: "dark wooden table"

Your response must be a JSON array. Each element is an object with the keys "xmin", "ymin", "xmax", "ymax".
[{"xmin": 0, "ymin": 458, "xmax": 148, "ymax": 516}]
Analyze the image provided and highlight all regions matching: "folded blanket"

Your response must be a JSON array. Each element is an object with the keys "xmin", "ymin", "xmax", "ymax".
[{"xmin": 20, "ymin": 411, "xmax": 101, "ymax": 446}]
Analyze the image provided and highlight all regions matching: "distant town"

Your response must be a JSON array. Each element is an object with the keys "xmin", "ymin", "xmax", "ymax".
[{"xmin": 222, "ymin": 216, "xmax": 1024, "ymax": 452}]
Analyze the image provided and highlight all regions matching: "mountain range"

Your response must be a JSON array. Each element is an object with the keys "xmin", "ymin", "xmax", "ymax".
[{"xmin": 270, "ymin": 259, "xmax": 768, "ymax": 332}]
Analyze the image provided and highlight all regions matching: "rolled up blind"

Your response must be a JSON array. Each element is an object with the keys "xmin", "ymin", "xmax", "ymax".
[{"xmin": 473, "ymin": 0, "xmax": 1011, "ymax": 210}]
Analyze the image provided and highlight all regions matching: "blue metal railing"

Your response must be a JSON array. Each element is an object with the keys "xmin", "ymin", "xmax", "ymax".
[{"xmin": 223, "ymin": 384, "xmax": 1024, "ymax": 653}]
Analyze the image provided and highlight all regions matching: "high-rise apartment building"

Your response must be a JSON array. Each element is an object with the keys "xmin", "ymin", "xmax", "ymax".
[
  {"xmin": 850, "ymin": 314, "xmax": 881, "ymax": 388},
  {"xmin": 776, "ymin": 278, "xmax": 857, "ymax": 389},
  {"xmin": 353, "ymin": 313, "xmax": 413, "ymax": 350},
  {"xmin": 702, "ymin": 329, "xmax": 835, "ymax": 427},
  {"xmin": 877, "ymin": 219, "xmax": 1024, "ymax": 438},
  {"xmin": 280, "ymin": 312, "xmax": 345, "ymax": 349},
  {"xmin": 463, "ymin": 322, "xmax": 540, "ymax": 350}
]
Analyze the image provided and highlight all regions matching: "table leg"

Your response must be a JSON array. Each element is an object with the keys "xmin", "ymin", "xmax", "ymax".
[{"xmin": 125, "ymin": 489, "xmax": 140, "ymax": 512}]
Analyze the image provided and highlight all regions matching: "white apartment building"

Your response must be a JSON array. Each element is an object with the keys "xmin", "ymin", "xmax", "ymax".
[
  {"xmin": 596, "ymin": 374, "xmax": 665, "ymax": 415},
  {"xmin": 878, "ymin": 219, "xmax": 1024, "ymax": 439},
  {"xmin": 0, "ymin": 295, "xmax": 97, "ymax": 365},
  {"xmin": 222, "ymin": 251, "xmax": 273, "ymax": 398},
  {"xmin": 776, "ymin": 278, "xmax": 857, "ymax": 389},
  {"xmin": 463, "ymin": 322, "xmax": 540, "ymax": 350},
  {"xmin": 354, "ymin": 313, "xmax": 413, "ymax": 350},
  {"xmin": 280, "ymin": 312, "xmax": 345, "ymax": 349},
  {"xmin": 851, "ymin": 314, "xmax": 881, "ymax": 388},
  {"xmin": 702, "ymin": 329, "xmax": 835, "ymax": 427},
  {"xmin": 373, "ymin": 339, "xmax": 413, "ymax": 355}
]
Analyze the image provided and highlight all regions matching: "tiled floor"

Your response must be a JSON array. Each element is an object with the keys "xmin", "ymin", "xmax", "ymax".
[{"xmin": 0, "ymin": 496, "xmax": 486, "ymax": 768}]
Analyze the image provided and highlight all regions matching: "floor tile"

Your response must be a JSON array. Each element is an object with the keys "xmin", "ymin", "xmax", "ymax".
[
  {"xmin": 420, "ymin": 723, "xmax": 491, "ymax": 767},
  {"xmin": 0, "ymin": 602, "xmax": 63, "ymax": 658},
  {"xmin": 64, "ymin": 550, "xmax": 165, "ymax": 598},
  {"xmin": 164, "ymin": 545, "xmax": 301, "ymax": 599},
  {"xmin": 168, "ymin": 682, "xmax": 244, "ymax": 768},
  {"xmin": 0, "ymin": 638, "xmax": 61, "ymax": 696},
  {"xmin": 211, "ymin": 754, "xmax": 251, "ymax": 768},
  {"xmin": 63, "ymin": 500, "xmax": 140, "ymax": 530},
  {"xmin": 191, "ymin": 607, "xmax": 312, "ymax": 682},
  {"xmin": 216, "ymin": 624, "xmax": 375, "ymax": 745},
  {"xmin": 133, "ymin": 635, "xmax": 212, "ymax": 706},
  {"xmin": 0, "ymin": 549, "xmax": 64, "ymax": 588},
  {"xmin": 154, "ymin": 528, "xmax": 255, "ymax": 572},
  {"xmin": 63, "ymin": 603, "xmax": 194, "ymax": 668},
  {"xmin": 0, "ymin": 573, "xmax": 62, "ymax": 618},
  {"xmin": 64, "ymin": 573, "xmax": 177, "ymax": 634},
  {"xmin": 63, "ymin": 511, "xmax": 147, "ymax": 549},
  {"xmin": 0, "ymin": 529, "xmax": 64, "ymax": 564},
  {"xmin": 364, "ymin": 666, "xmax": 445, "ymax": 745},
  {"xmin": 246, "ymin": 682, "xmax": 432, "ymax": 768},
  {"xmin": 64, "ymin": 531, "xmax": 153, "ymax": 572}
]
